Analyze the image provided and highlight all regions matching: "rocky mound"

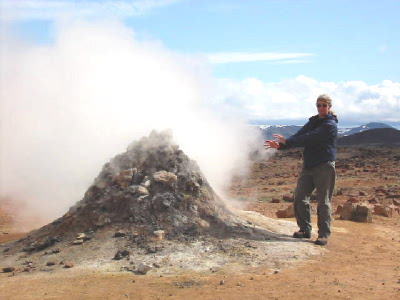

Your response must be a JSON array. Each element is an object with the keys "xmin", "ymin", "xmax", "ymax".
[{"xmin": 3, "ymin": 131, "xmax": 271, "ymax": 254}]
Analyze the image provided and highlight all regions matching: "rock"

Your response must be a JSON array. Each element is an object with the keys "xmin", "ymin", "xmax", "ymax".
[
  {"xmin": 46, "ymin": 261, "xmax": 56, "ymax": 266},
  {"xmin": 220, "ymin": 280, "xmax": 225, "ymax": 285},
  {"xmin": 73, "ymin": 239, "xmax": 84, "ymax": 245},
  {"xmin": 141, "ymin": 178, "xmax": 151, "ymax": 188},
  {"xmin": 76, "ymin": 233, "xmax": 86, "ymax": 239},
  {"xmin": 152, "ymin": 230, "xmax": 165, "ymax": 241},
  {"xmin": 359, "ymin": 191, "xmax": 368, "ymax": 196},
  {"xmin": 335, "ymin": 204, "xmax": 343, "ymax": 215},
  {"xmin": 354, "ymin": 204, "xmax": 372, "ymax": 223},
  {"xmin": 114, "ymin": 250, "xmax": 130, "ymax": 260},
  {"xmin": 114, "ymin": 230, "xmax": 127, "ymax": 238},
  {"xmin": 271, "ymin": 198, "xmax": 280, "ymax": 203},
  {"xmin": 347, "ymin": 197, "xmax": 359, "ymax": 203},
  {"xmin": 136, "ymin": 186, "xmax": 149, "ymax": 195},
  {"xmin": 137, "ymin": 263, "xmax": 152, "ymax": 275},
  {"xmin": 153, "ymin": 170, "xmax": 177, "ymax": 185},
  {"xmin": 282, "ymin": 195, "xmax": 293, "ymax": 202},
  {"xmin": 374, "ymin": 204, "xmax": 398, "ymax": 217},
  {"xmin": 368, "ymin": 198, "xmax": 378, "ymax": 204},
  {"xmin": 340, "ymin": 202, "xmax": 356, "ymax": 220},
  {"xmin": 2, "ymin": 267, "xmax": 15, "ymax": 273},
  {"xmin": 64, "ymin": 263, "xmax": 74, "ymax": 268},
  {"xmin": 276, "ymin": 204, "xmax": 295, "ymax": 218}
]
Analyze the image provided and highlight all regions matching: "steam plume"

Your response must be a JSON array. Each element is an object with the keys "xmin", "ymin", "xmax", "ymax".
[{"xmin": 0, "ymin": 20, "xmax": 261, "ymax": 223}]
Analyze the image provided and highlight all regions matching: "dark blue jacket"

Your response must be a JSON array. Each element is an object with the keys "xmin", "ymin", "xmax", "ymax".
[{"xmin": 279, "ymin": 113, "xmax": 338, "ymax": 168}]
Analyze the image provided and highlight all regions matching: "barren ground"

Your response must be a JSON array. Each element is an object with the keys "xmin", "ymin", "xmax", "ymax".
[{"xmin": 1, "ymin": 146, "xmax": 399, "ymax": 299}]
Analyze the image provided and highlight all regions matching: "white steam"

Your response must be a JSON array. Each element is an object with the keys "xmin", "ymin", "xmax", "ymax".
[{"xmin": 0, "ymin": 20, "xmax": 261, "ymax": 222}]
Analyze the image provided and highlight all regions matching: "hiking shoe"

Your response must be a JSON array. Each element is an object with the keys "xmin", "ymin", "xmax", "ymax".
[
  {"xmin": 293, "ymin": 231, "xmax": 311, "ymax": 239},
  {"xmin": 315, "ymin": 237, "xmax": 328, "ymax": 246}
]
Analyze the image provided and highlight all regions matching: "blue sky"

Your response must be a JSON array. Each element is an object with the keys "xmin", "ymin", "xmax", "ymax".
[{"xmin": 1, "ymin": 0, "xmax": 400, "ymax": 126}]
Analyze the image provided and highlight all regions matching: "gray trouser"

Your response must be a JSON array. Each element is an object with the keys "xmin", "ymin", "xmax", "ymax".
[{"xmin": 294, "ymin": 161, "xmax": 336, "ymax": 238}]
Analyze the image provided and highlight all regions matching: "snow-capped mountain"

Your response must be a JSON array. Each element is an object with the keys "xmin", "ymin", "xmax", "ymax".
[{"xmin": 258, "ymin": 122, "xmax": 395, "ymax": 140}]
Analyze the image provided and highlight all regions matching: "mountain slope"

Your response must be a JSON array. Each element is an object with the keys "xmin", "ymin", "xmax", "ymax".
[{"xmin": 337, "ymin": 128, "xmax": 400, "ymax": 145}]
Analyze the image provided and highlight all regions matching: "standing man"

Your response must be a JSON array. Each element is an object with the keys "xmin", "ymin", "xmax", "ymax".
[{"xmin": 264, "ymin": 94, "xmax": 338, "ymax": 246}]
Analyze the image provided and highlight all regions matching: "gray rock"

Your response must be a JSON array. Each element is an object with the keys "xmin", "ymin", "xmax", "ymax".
[{"xmin": 137, "ymin": 263, "xmax": 152, "ymax": 275}]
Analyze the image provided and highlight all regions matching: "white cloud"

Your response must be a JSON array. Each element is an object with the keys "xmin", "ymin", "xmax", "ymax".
[
  {"xmin": 0, "ymin": 0, "xmax": 180, "ymax": 21},
  {"xmin": 205, "ymin": 52, "xmax": 314, "ymax": 64},
  {"xmin": 213, "ymin": 76, "xmax": 400, "ymax": 123}
]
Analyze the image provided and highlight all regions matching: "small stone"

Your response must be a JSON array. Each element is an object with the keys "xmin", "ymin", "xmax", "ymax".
[
  {"xmin": 220, "ymin": 280, "xmax": 225, "ymax": 285},
  {"xmin": 137, "ymin": 263, "xmax": 152, "ymax": 275},
  {"xmin": 73, "ymin": 239, "xmax": 84, "ymax": 245},
  {"xmin": 274, "ymin": 270, "xmax": 279, "ymax": 274},
  {"xmin": 236, "ymin": 281, "xmax": 244, "ymax": 287},
  {"xmin": 276, "ymin": 204, "xmax": 294, "ymax": 218},
  {"xmin": 114, "ymin": 250, "xmax": 130, "ymax": 260},
  {"xmin": 141, "ymin": 180, "xmax": 151, "ymax": 188},
  {"xmin": 76, "ymin": 233, "xmax": 86, "ymax": 239},
  {"xmin": 2, "ymin": 267, "xmax": 15, "ymax": 273},
  {"xmin": 46, "ymin": 261, "xmax": 56, "ymax": 266},
  {"xmin": 136, "ymin": 186, "xmax": 149, "ymax": 195},
  {"xmin": 153, "ymin": 230, "xmax": 165, "ymax": 241},
  {"xmin": 114, "ymin": 231, "xmax": 127, "ymax": 238},
  {"xmin": 347, "ymin": 197, "xmax": 359, "ymax": 203},
  {"xmin": 64, "ymin": 263, "xmax": 74, "ymax": 268}
]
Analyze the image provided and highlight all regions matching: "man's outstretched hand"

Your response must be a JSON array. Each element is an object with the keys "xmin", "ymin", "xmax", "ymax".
[{"xmin": 264, "ymin": 134, "xmax": 286, "ymax": 149}]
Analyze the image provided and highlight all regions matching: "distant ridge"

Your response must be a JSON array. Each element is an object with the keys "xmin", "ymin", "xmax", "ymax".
[
  {"xmin": 337, "ymin": 128, "xmax": 400, "ymax": 145},
  {"xmin": 258, "ymin": 122, "xmax": 396, "ymax": 140},
  {"xmin": 340, "ymin": 122, "xmax": 395, "ymax": 136}
]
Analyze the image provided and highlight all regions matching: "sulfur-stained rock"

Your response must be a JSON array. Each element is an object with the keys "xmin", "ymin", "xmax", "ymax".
[{"xmin": 153, "ymin": 171, "xmax": 177, "ymax": 185}]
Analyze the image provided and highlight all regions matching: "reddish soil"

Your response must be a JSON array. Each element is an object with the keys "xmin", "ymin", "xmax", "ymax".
[{"xmin": 1, "ymin": 146, "xmax": 399, "ymax": 299}]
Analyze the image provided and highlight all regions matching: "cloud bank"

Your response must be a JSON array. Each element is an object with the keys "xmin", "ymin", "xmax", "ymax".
[
  {"xmin": 0, "ymin": 20, "xmax": 260, "ymax": 222},
  {"xmin": 213, "ymin": 76, "xmax": 400, "ymax": 124}
]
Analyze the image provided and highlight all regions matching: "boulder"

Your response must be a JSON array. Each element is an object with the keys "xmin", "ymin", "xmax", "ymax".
[{"xmin": 354, "ymin": 204, "xmax": 372, "ymax": 223}]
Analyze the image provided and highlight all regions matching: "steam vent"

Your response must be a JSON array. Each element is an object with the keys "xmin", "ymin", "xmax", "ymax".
[{"xmin": 1, "ymin": 130, "xmax": 321, "ymax": 274}]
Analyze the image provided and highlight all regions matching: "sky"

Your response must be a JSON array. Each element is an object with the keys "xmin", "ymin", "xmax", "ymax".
[
  {"xmin": 0, "ymin": 0, "xmax": 399, "ymax": 220},
  {"xmin": 1, "ymin": 0, "xmax": 399, "ymax": 125}
]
